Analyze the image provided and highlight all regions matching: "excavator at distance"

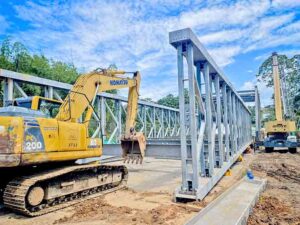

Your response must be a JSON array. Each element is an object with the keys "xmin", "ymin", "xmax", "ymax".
[{"xmin": 0, "ymin": 68, "xmax": 146, "ymax": 216}]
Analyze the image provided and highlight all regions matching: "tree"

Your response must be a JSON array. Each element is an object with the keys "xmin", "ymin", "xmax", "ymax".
[
  {"xmin": 141, "ymin": 97, "xmax": 153, "ymax": 102},
  {"xmin": 157, "ymin": 94, "xmax": 179, "ymax": 108},
  {"xmin": 157, "ymin": 89, "xmax": 189, "ymax": 108},
  {"xmin": 0, "ymin": 38, "xmax": 80, "ymax": 103},
  {"xmin": 256, "ymin": 53, "xmax": 300, "ymax": 124}
]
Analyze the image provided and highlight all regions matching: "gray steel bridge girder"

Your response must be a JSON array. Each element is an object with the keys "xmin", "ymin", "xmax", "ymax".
[{"xmin": 169, "ymin": 28, "xmax": 253, "ymax": 201}]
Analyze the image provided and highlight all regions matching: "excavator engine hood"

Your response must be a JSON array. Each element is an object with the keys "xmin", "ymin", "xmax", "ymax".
[{"xmin": 121, "ymin": 132, "xmax": 146, "ymax": 164}]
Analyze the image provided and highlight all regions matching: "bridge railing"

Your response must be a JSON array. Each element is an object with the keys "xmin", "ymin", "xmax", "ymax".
[
  {"xmin": 0, "ymin": 69, "xmax": 180, "ymax": 143},
  {"xmin": 169, "ymin": 28, "xmax": 253, "ymax": 201}
]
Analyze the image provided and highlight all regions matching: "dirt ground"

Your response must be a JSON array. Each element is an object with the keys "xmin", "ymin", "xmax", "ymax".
[
  {"xmin": 247, "ymin": 150, "xmax": 300, "ymax": 225},
  {"xmin": 0, "ymin": 150, "xmax": 299, "ymax": 225}
]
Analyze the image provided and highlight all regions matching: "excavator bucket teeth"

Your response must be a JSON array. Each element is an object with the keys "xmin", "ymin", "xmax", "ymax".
[{"xmin": 121, "ymin": 132, "xmax": 146, "ymax": 164}]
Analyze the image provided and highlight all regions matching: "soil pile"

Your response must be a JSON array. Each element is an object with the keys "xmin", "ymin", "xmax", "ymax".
[
  {"xmin": 55, "ymin": 191, "xmax": 196, "ymax": 225},
  {"xmin": 248, "ymin": 152, "xmax": 300, "ymax": 225}
]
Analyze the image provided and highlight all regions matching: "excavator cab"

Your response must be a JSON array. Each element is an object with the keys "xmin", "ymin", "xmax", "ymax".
[{"xmin": 10, "ymin": 96, "xmax": 62, "ymax": 118}]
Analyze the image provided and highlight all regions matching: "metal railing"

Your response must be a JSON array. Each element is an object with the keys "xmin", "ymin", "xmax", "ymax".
[
  {"xmin": 169, "ymin": 28, "xmax": 253, "ymax": 201},
  {"xmin": 0, "ymin": 69, "xmax": 180, "ymax": 143}
]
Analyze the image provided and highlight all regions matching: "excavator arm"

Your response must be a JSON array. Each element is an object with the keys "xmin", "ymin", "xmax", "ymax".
[{"xmin": 55, "ymin": 68, "xmax": 146, "ymax": 163}]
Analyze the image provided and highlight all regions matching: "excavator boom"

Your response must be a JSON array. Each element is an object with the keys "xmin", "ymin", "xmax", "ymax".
[{"xmin": 55, "ymin": 68, "xmax": 146, "ymax": 162}]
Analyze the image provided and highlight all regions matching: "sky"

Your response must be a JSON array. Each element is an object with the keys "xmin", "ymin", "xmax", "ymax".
[{"xmin": 1, "ymin": 0, "xmax": 300, "ymax": 106}]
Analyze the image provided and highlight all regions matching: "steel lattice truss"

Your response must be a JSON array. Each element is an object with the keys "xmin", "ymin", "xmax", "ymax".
[
  {"xmin": 0, "ymin": 69, "xmax": 180, "ymax": 144},
  {"xmin": 169, "ymin": 28, "xmax": 254, "ymax": 201}
]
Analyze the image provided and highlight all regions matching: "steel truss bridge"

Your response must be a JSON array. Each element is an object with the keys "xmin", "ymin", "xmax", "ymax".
[{"xmin": 0, "ymin": 28, "xmax": 261, "ymax": 201}]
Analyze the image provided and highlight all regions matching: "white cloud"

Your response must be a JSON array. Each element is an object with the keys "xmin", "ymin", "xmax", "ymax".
[
  {"xmin": 241, "ymin": 79, "xmax": 273, "ymax": 106},
  {"xmin": 178, "ymin": 0, "xmax": 270, "ymax": 29},
  {"xmin": 255, "ymin": 48, "xmax": 300, "ymax": 62},
  {"xmin": 4, "ymin": 0, "xmax": 300, "ymax": 101},
  {"xmin": 241, "ymin": 81, "xmax": 255, "ymax": 90},
  {"xmin": 0, "ymin": 15, "xmax": 9, "ymax": 34},
  {"xmin": 249, "ymin": 13, "xmax": 294, "ymax": 41},
  {"xmin": 200, "ymin": 29, "xmax": 247, "ymax": 45},
  {"xmin": 272, "ymin": 0, "xmax": 300, "ymax": 8},
  {"xmin": 208, "ymin": 46, "xmax": 241, "ymax": 67},
  {"xmin": 279, "ymin": 21, "xmax": 300, "ymax": 33},
  {"xmin": 242, "ymin": 13, "xmax": 296, "ymax": 52}
]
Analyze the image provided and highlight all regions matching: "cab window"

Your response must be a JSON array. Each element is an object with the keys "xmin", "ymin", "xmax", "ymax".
[
  {"xmin": 14, "ymin": 100, "xmax": 32, "ymax": 109},
  {"xmin": 38, "ymin": 99, "xmax": 61, "ymax": 118}
]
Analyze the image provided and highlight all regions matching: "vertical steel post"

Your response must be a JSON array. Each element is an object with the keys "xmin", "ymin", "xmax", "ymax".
[
  {"xmin": 117, "ymin": 100, "xmax": 122, "ymax": 140},
  {"xmin": 44, "ymin": 86, "xmax": 48, "ymax": 98},
  {"xmin": 153, "ymin": 108, "xmax": 157, "ymax": 138},
  {"xmin": 255, "ymin": 85, "xmax": 261, "ymax": 141},
  {"xmin": 168, "ymin": 110, "xmax": 171, "ymax": 137},
  {"xmin": 143, "ymin": 106, "xmax": 147, "ymax": 137},
  {"xmin": 177, "ymin": 43, "xmax": 188, "ymax": 190},
  {"xmin": 214, "ymin": 75, "xmax": 223, "ymax": 167},
  {"xmin": 187, "ymin": 42, "xmax": 199, "ymax": 189},
  {"xmin": 7, "ymin": 78, "xmax": 13, "ymax": 103},
  {"xmin": 2, "ymin": 79, "xmax": 8, "ymax": 106},
  {"xmin": 222, "ymin": 84, "xmax": 230, "ymax": 161},
  {"xmin": 232, "ymin": 95, "xmax": 238, "ymax": 154},
  {"xmin": 97, "ymin": 97, "xmax": 101, "ymax": 138},
  {"xmin": 161, "ymin": 109, "xmax": 164, "ymax": 138},
  {"xmin": 237, "ymin": 101, "xmax": 241, "ymax": 149},
  {"xmin": 100, "ymin": 97, "xmax": 106, "ymax": 141},
  {"xmin": 48, "ymin": 86, "xmax": 53, "ymax": 99},
  {"xmin": 204, "ymin": 62, "xmax": 214, "ymax": 176},
  {"xmin": 228, "ymin": 90, "xmax": 234, "ymax": 156}
]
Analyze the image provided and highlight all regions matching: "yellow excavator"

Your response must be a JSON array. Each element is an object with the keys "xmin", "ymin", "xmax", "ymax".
[
  {"xmin": 0, "ymin": 68, "xmax": 146, "ymax": 216},
  {"xmin": 263, "ymin": 53, "xmax": 297, "ymax": 153}
]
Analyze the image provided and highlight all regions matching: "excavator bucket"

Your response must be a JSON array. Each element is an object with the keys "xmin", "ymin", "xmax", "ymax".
[{"xmin": 121, "ymin": 132, "xmax": 146, "ymax": 164}]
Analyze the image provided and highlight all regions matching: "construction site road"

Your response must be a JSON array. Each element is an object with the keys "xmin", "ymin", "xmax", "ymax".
[{"xmin": 0, "ymin": 150, "xmax": 299, "ymax": 225}]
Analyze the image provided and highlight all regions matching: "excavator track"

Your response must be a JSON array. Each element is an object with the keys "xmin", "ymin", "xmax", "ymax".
[{"xmin": 3, "ymin": 164, "xmax": 128, "ymax": 216}]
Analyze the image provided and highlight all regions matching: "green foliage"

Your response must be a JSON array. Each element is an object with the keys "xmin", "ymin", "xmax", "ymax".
[
  {"xmin": 142, "ymin": 97, "xmax": 154, "ymax": 102},
  {"xmin": 247, "ymin": 106, "xmax": 256, "ymax": 124},
  {"xmin": 257, "ymin": 53, "xmax": 300, "ymax": 126},
  {"xmin": 157, "ymin": 94, "xmax": 179, "ymax": 108},
  {"xmin": 256, "ymin": 54, "xmax": 293, "ymax": 86},
  {"xmin": 0, "ymin": 38, "xmax": 79, "ymax": 102},
  {"xmin": 157, "ymin": 89, "xmax": 189, "ymax": 109}
]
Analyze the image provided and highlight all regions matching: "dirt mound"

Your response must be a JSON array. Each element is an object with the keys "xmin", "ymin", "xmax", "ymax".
[
  {"xmin": 247, "ymin": 196, "xmax": 297, "ymax": 225},
  {"xmin": 54, "ymin": 193, "xmax": 194, "ymax": 225},
  {"xmin": 248, "ymin": 152, "xmax": 300, "ymax": 225},
  {"xmin": 251, "ymin": 154, "xmax": 300, "ymax": 183},
  {"xmin": 137, "ymin": 205, "xmax": 193, "ymax": 225}
]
